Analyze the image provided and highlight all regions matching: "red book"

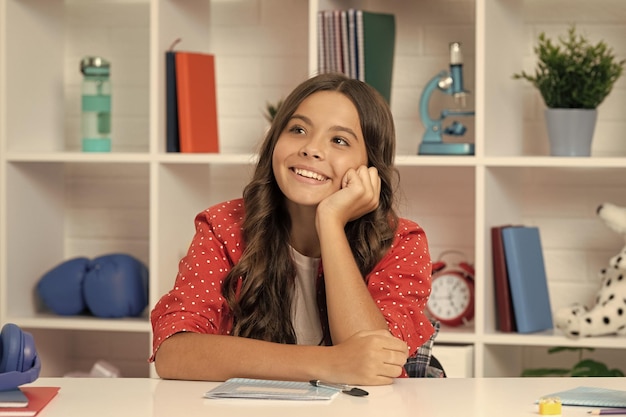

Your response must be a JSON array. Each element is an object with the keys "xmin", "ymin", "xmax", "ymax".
[
  {"xmin": 491, "ymin": 225, "xmax": 517, "ymax": 333},
  {"xmin": 175, "ymin": 52, "xmax": 219, "ymax": 153},
  {"xmin": 0, "ymin": 387, "xmax": 59, "ymax": 416}
]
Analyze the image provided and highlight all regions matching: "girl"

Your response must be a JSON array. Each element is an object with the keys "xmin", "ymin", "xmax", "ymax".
[{"xmin": 150, "ymin": 73, "xmax": 434, "ymax": 385}]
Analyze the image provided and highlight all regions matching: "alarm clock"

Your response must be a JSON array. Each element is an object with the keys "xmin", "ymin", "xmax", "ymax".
[{"xmin": 426, "ymin": 257, "xmax": 475, "ymax": 327}]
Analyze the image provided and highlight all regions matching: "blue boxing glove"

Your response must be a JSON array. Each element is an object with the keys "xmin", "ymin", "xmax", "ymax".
[
  {"xmin": 83, "ymin": 254, "xmax": 149, "ymax": 318},
  {"xmin": 36, "ymin": 257, "xmax": 91, "ymax": 315}
]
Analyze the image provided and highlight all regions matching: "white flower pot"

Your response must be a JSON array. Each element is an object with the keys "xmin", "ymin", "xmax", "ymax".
[{"xmin": 545, "ymin": 108, "xmax": 597, "ymax": 157}]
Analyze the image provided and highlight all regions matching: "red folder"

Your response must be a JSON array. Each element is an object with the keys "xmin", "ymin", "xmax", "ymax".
[{"xmin": 175, "ymin": 52, "xmax": 219, "ymax": 153}]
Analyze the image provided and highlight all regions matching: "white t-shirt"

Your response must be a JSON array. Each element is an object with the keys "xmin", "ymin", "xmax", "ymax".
[{"xmin": 290, "ymin": 247, "xmax": 324, "ymax": 346}]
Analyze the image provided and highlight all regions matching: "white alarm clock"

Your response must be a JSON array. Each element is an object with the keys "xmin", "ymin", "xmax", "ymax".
[{"xmin": 426, "ymin": 258, "xmax": 475, "ymax": 327}]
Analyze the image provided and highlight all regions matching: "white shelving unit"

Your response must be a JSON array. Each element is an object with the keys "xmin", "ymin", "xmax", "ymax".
[{"xmin": 1, "ymin": 0, "xmax": 626, "ymax": 378}]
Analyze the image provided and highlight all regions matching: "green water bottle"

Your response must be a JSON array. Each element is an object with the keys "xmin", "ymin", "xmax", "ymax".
[{"xmin": 80, "ymin": 56, "xmax": 111, "ymax": 152}]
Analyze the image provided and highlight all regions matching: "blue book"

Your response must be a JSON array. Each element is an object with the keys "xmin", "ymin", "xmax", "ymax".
[
  {"xmin": 502, "ymin": 226, "xmax": 553, "ymax": 333},
  {"xmin": 0, "ymin": 388, "xmax": 28, "ymax": 407}
]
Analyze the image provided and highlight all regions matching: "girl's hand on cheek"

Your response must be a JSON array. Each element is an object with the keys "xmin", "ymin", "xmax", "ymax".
[{"xmin": 318, "ymin": 166, "xmax": 381, "ymax": 227}]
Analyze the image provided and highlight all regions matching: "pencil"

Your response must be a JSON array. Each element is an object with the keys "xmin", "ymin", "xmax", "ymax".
[{"xmin": 588, "ymin": 409, "xmax": 626, "ymax": 415}]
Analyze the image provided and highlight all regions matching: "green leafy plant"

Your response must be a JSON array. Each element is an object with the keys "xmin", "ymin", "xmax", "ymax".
[
  {"xmin": 521, "ymin": 347, "xmax": 625, "ymax": 377},
  {"xmin": 263, "ymin": 99, "xmax": 283, "ymax": 123},
  {"xmin": 513, "ymin": 25, "xmax": 625, "ymax": 109}
]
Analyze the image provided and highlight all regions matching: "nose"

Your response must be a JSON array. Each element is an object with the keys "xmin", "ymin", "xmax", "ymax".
[{"xmin": 299, "ymin": 136, "xmax": 324, "ymax": 159}]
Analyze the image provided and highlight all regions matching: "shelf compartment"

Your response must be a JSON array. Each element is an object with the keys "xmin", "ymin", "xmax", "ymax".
[
  {"xmin": 483, "ymin": 342, "xmax": 626, "ymax": 377},
  {"xmin": 483, "ymin": 166, "xmax": 626, "ymax": 335},
  {"xmin": 482, "ymin": 0, "xmax": 626, "ymax": 158},
  {"xmin": 3, "ymin": 161, "xmax": 149, "ymax": 320},
  {"xmin": 4, "ymin": 0, "xmax": 150, "ymax": 154}
]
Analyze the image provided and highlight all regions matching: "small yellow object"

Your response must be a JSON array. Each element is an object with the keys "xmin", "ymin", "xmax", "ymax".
[{"xmin": 538, "ymin": 396, "xmax": 562, "ymax": 415}]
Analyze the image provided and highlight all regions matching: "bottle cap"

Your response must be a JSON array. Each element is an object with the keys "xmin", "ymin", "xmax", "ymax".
[{"xmin": 80, "ymin": 56, "xmax": 110, "ymax": 76}]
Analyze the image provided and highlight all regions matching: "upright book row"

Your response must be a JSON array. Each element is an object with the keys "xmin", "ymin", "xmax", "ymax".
[
  {"xmin": 317, "ymin": 9, "xmax": 396, "ymax": 103},
  {"xmin": 491, "ymin": 225, "xmax": 554, "ymax": 334},
  {"xmin": 165, "ymin": 46, "xmax": 220, "ymax": 153}
]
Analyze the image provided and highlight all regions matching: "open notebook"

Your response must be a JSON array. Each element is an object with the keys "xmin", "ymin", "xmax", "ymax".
[
  {"xmin": 541, "ymin": 386, "xmax": 626, "ymax": 407},
  {"xmin": 204, "ymin": 378, "xmax": 339, "ymax": 401}
]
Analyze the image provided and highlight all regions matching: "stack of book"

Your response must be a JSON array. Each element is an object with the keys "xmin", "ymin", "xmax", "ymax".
[
  {"xmin": 317, "ymin": 9, "xmax": 395, "ymax": 103},
  {"xmin": 491, "ymin": 225, "xmax": 554, "ymax": 334}
]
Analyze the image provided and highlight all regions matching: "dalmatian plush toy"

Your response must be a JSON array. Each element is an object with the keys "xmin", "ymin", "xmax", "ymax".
[{"xmin": 554, "ymin": 202, "xmax": 626, "ymax": 338}]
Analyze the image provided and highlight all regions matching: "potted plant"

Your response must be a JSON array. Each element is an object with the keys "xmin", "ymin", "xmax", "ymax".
[
  {"xmin": 513, "ymin": 25, "xmax": 625, "ymax": 156},
  {"xmin": 263, "ymin": 99, "xmax": 283, "ymax": 123}
]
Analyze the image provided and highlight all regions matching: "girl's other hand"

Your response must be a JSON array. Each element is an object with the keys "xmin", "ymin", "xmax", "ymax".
[{"xmin": 325, "ymin": 329, "xmax": 409, "ymax": 386}]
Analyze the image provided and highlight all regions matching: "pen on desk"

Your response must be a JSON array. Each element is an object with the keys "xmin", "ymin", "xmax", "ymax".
[
  {"xmin": 309, "ymin": 380, "xmax": 369, "ymax": 397},
  {"xmin": 588, "ymin": 409, "xmax": 626, "ymax": 415}
]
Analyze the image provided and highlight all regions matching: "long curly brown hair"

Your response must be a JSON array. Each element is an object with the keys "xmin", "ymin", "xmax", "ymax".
[{"xmin": 222, "ymin": 73, "xmax": 399, "ymax": 344}]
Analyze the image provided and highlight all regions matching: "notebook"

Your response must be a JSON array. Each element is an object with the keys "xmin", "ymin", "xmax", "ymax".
[
  {"xmin": 204, "ymin": 378, "xmax": 339, "ymax": 401},
  {"xmin": 501, "ymin": 226, "xmax": 553, "ymax": 333},
  {"xmin": 541, "ymin": 386, "xmax": 626, "ymax": 407},
  {"xmin": 0, "ymin": 389, "xmax": 28, "ymax": 408}
]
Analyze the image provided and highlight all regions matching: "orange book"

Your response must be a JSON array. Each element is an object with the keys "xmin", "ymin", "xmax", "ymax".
[{"xmin": 175, "ymin": 52, "xmax": 219, "ymax": 153}]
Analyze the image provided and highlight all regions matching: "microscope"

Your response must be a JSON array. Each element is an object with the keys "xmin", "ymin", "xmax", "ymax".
[{"xmin": 418, "ymin": 42, "xmax": 475, "ymax": 155}]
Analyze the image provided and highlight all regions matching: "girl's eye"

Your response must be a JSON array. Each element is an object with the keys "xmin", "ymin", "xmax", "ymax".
[
  {"xmin": 332, "ymin": 137, "xmax": 349, "ymax": 146},
  {"xmin": 288, "ymin": 125, "xmax": 306, "ymax": 135}
]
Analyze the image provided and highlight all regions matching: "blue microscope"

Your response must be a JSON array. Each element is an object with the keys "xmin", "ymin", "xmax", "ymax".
[{"xmin": 418, "ymin": 42, "xmax": 475, "ymax": 155}]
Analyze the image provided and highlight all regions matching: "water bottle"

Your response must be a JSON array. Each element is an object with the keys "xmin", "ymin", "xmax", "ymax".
[{"xmin": 80, "ymin": 56, "xmax": 111, "ymax": 152}]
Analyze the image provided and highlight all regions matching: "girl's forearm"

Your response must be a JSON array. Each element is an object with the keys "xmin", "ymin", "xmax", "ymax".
[
  {"xmin": 154, "ymin": 332, "xmax": 330, "ymax": 382},
  {"xmin": 317, "ymin": 219, "xmax": 388, "ymax": 343}
]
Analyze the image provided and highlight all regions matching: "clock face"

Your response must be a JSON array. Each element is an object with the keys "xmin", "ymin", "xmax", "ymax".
[{"xmin": 427, "ymin": 273, "xmax": 472, "ymax": 322}]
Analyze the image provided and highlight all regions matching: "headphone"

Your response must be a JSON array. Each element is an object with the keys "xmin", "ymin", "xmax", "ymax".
[
  {"xmin": 0, "ymin": 323, "xmax": 41, "ymax": 391},
  {"xmin": 36, "ymin": 253, "xmax": 149, "ymax": 318}
]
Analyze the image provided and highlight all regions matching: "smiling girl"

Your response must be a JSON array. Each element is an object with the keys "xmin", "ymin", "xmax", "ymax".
[{"xmin": 150, "ymin": 73, "xmax": 434, "ymax": 386}]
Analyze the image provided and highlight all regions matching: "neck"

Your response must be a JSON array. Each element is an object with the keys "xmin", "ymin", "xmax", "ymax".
[{"xmin": 286, "ymin": 202, "xmax": 321, "ymax": 258}]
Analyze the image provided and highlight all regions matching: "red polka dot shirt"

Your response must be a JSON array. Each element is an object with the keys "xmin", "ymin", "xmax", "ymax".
[{"xmin": 150, "ymin": 199, "xmax": 434, "ymax": 367}]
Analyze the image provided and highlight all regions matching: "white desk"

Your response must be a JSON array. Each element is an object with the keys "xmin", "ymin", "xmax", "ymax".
[{"xmin": 28, "ymin": 377, "xmax": 624, "ymax": 416}]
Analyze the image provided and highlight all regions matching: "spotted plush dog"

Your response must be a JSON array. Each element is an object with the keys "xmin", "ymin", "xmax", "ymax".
[{"xmin": 554, "ymin": 202, "xmax": 626, "ymax": 338}]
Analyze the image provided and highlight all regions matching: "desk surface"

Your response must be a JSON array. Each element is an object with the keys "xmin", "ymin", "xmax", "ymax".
[{"xmin": 29, "ymin": 376, "xmax": 624, "ymax": 417}]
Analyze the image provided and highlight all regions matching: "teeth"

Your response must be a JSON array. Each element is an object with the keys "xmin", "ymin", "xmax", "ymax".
[{"xmin": 294, "ymin": 168, "xmax": 327, "ymax": 181}]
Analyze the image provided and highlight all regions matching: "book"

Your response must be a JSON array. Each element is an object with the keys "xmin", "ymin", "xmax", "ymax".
[
  {"xmin": 204, "ymin": 378, "xmax": 339, "ymax": 401},
  {"xmin": 165, "ymin": 50, "xmax": 180, "ymax": 153},
  {"xmin": 502, "ymin": 226, "xmax": 554, "ymax": 333},
  {"xmin": 0, "ymin": 389, "xmax": 28, "ymax": 408},
  {"xmin": 0, "ymin": 387, "xmax": 59, "ymax": 416},
  {"xmin": 175, "ymin": 52, "xmax": 219, "ymax": 153},
  {"xmin": 540, "ymin": 386, "xmax": 626, "ymax": 408},
  {"xmin": 356, "ymin": 10, "xmax": 396, "ymax": 103},
  {"xmin": 316, "ymin": 9, "xmax": 395, "ymax": 103},
  {"xmin": 340, "ymin": 10, "xmax": 350, "ymax": 77},
  {"xmin": 491, "ymin": 225, "xmax": 517, "ymax": 333},
  {"xmin": 347, "ymin": 9, "xmax": 358, "ymax": 79}
]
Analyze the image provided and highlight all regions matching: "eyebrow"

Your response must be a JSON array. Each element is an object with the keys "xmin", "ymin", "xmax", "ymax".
[{"xmin": 290, "ymin": 114, "xmax": 360, "ymax": 142}]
